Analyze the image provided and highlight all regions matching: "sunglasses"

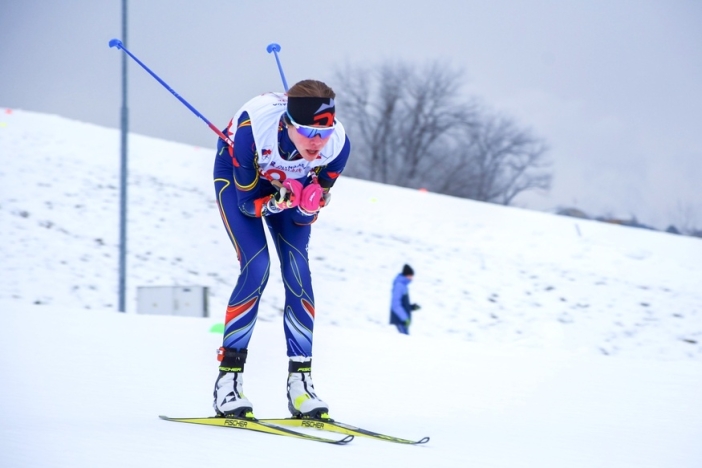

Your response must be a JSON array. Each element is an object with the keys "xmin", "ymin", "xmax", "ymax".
[{"xmin": 286, "ymin": 112, "xmax": 336, "ymax": 139}]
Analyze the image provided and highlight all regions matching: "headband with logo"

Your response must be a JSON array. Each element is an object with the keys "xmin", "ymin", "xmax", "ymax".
[{"xmin": 287, "ymin": 96, "xmax": 335, "ymax": 127}]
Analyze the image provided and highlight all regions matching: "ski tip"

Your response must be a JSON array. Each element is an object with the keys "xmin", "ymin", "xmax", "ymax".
[
  {"xmin": 338, "ymin": 435, "xmax": 355, "ymax": 444},
  {"xmin": 109, "ymin": 38, "xmax": 123, "ymax": 49},
  {"xmin": 416, "ymin": 436, "xmax": 430, "ymax": 444}
]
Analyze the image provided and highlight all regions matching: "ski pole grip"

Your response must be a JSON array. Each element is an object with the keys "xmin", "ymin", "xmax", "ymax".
[{"xmin": 266, "ymin": 43, "xmax": 281, "ymax": 54}]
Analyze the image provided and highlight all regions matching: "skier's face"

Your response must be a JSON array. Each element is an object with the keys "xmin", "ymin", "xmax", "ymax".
[{"xmin": 287, "ymin": 125, "xmax": 332, "ymax": 161}]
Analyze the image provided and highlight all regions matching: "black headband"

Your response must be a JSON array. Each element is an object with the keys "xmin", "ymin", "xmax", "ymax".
[{"xmin": 287, "ymin": 96, "xmax": 335, "ymax": 127}]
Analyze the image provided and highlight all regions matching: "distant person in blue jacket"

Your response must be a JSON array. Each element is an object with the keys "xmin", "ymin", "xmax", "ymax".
[{"xmin": 390, "ymin": 264, "xmax": 421, "ymax": 335}]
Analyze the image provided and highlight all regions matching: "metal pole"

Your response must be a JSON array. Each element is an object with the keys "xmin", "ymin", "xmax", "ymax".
[{"xmin": 118, "ymin": 0, "xmax": 128, "ymax": 312}]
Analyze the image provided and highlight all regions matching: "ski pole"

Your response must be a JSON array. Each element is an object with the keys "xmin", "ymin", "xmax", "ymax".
[
  {"xmin": 108, "ymin": 38, "xmax": 234, "ymax": 148},
  {"xmin": 266, "ymin": 43, "xmax": 289, "ymax": 91}
]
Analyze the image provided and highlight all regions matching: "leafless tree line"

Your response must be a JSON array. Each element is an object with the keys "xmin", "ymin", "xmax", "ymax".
[
  {"xmin": 671, "ymin": 201, "xmax": 702, "ymax": 237},
  {"xmin": 333, "ymin": 61, "xmax": 552, "ymax": 205}
]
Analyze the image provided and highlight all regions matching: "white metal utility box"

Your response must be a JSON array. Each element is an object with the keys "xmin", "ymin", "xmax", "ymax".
[{"xmin": 137, "ymin": 286, "xmax": 209, "ymax": 317}]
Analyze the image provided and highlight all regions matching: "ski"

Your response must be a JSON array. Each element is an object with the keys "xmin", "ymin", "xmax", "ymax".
[
  {"xmin": 158, "ymin": 415, "xmax": 353, "ymax": 445},
  {"xmin": 259, "ymin": 417, "xmax": 430, "ymax": 445}
]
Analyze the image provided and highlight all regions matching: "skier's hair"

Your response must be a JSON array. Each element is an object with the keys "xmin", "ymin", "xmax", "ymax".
[{"xmin": 288, "ymin": 80, "xmax": 335, "ymax": 99}]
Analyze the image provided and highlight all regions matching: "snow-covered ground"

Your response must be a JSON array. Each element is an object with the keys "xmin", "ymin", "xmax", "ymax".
[{"xmin": 1, "ymin": 109, "xmax": 701, "ymax": 467}]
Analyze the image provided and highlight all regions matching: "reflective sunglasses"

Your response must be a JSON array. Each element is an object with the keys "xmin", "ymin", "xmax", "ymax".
[{"xmin": 286, "ymin": 112, "xmax": 336, "ymax": 139}]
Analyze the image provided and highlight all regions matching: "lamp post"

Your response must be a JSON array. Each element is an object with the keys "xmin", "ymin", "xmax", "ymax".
[{"xmin": 118, "ymin": 0, "xmax": 128, "ymax": 312}]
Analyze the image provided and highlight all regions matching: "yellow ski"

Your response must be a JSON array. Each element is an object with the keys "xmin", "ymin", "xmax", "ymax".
[
  {"xmin": 159, "ymin": 415, "xmax": 353, "ymax": 445},
  {"xmin": 259, "ymin": 417, "xmax": 429, "ymax": 445}
]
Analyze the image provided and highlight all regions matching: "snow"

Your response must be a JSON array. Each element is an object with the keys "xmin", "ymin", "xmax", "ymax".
[{"xmin": 1, "ymin": 108, "xmax": 701, "ymax": 467}]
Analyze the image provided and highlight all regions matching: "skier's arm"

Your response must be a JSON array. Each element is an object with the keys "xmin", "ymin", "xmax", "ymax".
[
  {"xmin": 222, "ymin": 113, "xmax": 277, "ymax": 217},
  {"xmin": 316, "ymin": 135, "xmax": 351, "ymax": 190},
  {"xmin": 290, "ymin": 136, "xmax": 351, "ymax": 226}
]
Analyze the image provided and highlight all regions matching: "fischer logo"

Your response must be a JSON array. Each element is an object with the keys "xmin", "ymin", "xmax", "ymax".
[
  {"xmin": 224, "ymin": 419, "xmax": 248, "ymax": 428},
  {"xmin": 301, "ymin": 420, "xmax": 325, "ymax": 429}
]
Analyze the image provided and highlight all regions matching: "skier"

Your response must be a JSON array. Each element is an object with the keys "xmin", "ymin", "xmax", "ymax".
[
  {"xmin": 389, "ymin": 264, "xmax": 421, "ymax": 335},
  {"xmin": 212, "ymin": 80, "xmax": 351, "ymax": 420}
]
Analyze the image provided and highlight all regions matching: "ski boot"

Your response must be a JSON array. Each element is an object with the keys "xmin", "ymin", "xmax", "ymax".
[
  {"xmin": 213, "ymin": 347, "xmax": 254, "ymax": 419},
  {"xmin": 286, "ymin": 357, "xmax": 330, "ymax": 420}
]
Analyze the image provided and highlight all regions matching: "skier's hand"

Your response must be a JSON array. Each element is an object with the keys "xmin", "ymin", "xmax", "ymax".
[
  {"xmin": 411, "ymin": 304, "xmax": 421, "ymax": 311},
  {"xmin": 299, "ymin": 182, "xmax": 325, "ymax": 215},
  {"xmin": 404, "ymin": 318, "xmax": 411, "ymax": 327},
  {"xmin": 267, "ymin": 179, "xmax": 303, "ymax": 213}
]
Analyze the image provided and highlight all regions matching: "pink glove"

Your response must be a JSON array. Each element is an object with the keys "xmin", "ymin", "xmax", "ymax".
[
  {"xmin": 267, "ymin": 179, "xmax": 303, "ymax": 213},
  {"xmin": 282, "ymin": 179, "xmax": 303, "ymax": 208},
  {"xmin": 299, "ymin": 183, "xmax": 325, "ymax": 214}
]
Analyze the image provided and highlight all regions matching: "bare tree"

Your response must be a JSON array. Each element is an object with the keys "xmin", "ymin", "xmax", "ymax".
[
  {"xmin": 670, "ymin": 200, "xmax": 702, "ymax": 236},
  {"xmin": 334, "ymin": 61, "xmax": 474, "ymax": 186},
  {"xmin": 436, "ymin": 113, "xmax": 552, "ymax": 204},
  {"xmin": 333, "ymin": 60, "xmax": 551, "ymax": 205}
]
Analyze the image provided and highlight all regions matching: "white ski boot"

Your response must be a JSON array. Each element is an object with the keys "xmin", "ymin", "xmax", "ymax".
[
  {"xmin": 213, "ymin": 348, "xmax": 254, "ymax": 418},
  {"xmin": 287, "ymin": 357, "xmax": 329, "ymax": 419}
]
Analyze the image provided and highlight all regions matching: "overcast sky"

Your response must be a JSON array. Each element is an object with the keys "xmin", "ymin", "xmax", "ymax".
[{"xmin": 2, "ymin": 0, "xmax": 701, "ymax": 229}]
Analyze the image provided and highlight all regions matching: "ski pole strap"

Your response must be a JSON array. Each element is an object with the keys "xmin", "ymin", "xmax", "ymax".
[
  {"xmin": 288, "ymin": 359, "xmax": 312, "ymax": 373},
  {"xmin": 218, "ymin": 347, "xmax": 248, "ymax": 372}
]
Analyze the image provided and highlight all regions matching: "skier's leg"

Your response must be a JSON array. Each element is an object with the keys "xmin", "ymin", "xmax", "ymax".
[
  {"xmin": 265, "ymin": 211, "xmax": 315, "ymax": 357},
  {"xmin": 212, "ymin": 156, "xmax": 270, "ymax": 417},
  {"xmin": 266, "ymin": 211, "xmax": 329, "ymax": 418},
  {"xmin": 215, "ymin": 176, "xmax": 270, "ymax": 350}
]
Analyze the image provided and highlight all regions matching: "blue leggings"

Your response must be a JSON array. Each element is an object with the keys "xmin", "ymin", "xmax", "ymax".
[{"xmin": 214, "ymin": 172, "xmax": 316, "ymax": 358}]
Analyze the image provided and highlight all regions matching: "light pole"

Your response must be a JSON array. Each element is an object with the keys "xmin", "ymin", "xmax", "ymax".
[{"xmin": 118, "ymin": 0, "xmax": 128, "ymax": 312}]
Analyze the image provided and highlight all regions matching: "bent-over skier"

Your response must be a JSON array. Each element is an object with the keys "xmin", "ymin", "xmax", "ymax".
[{"xmin": 212, "ymin": 80, "xmax": 351, "ymax": 420}]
